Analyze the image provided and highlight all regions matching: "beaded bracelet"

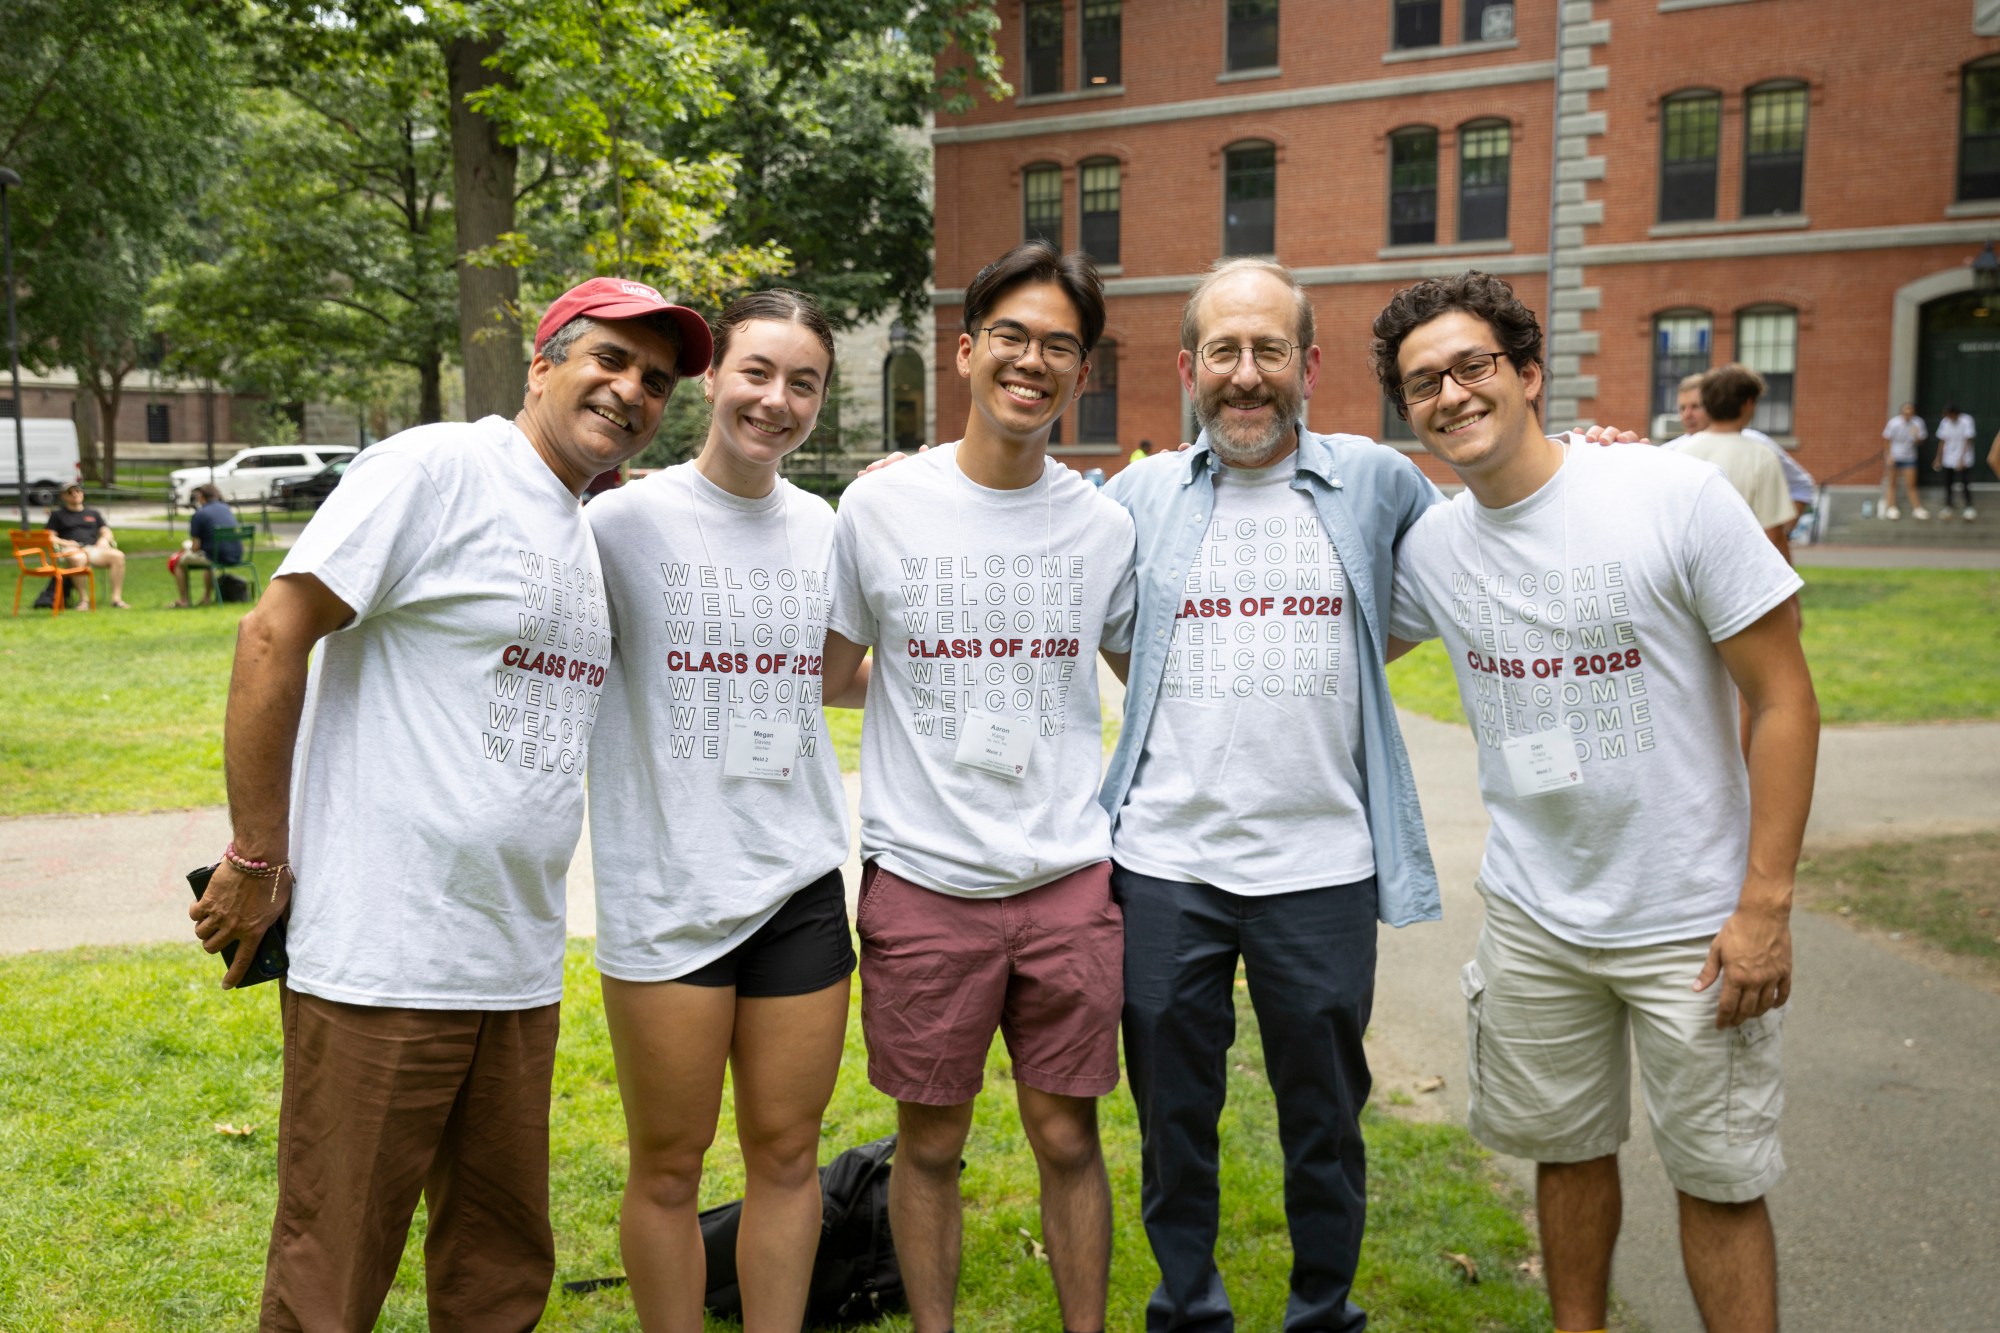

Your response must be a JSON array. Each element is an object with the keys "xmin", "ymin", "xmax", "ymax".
[
  {"xmin": 223, "ymin": 842, "xmax": 292, "ymax": 901},
  {"xmin": 222, "ymin": 842, "xmax": 280, "ymax": 877}
]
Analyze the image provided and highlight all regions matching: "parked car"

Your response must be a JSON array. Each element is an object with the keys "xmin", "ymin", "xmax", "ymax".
[
  {"xmin": 272, "ymin": 456, "xmax": 351, "ymax": 511},
  {"xmin": 0, "ymin": 418, "xmax": 83, "ymax": 507},
  {"xmin": 169, "ymin": 445, "xmax": 358, "ymax": 507}
]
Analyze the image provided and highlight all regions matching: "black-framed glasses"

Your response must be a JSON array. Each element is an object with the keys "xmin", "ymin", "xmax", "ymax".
[
  {"xmin": 1395, "ymin": 350, "xmax": 1505, "ymax": 406},
  {"xmin": 1198, "ymin": 338, "xmax": 1296, "ymax": 375},
  {"xmin": 979, "ymin": 324, "xmax": 1085, "ymax": 373}
]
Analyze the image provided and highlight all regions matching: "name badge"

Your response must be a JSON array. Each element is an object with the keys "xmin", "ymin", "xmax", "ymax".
[
  {"xmin": 953, "ymin": 710, "xmax": 1033, "ymax": 781},
  {"xmin": 724, "ymin": 717, "xmax": 800, "ymax": 782},
  {"xmin": 1501, "ymin": 728, "xmax": 1584, "ymax": 798}
]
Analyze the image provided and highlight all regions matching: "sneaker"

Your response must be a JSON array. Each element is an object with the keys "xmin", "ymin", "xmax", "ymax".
[
  {"xmin": 1914, "ymin": 506, "xmax": 1931, "ymax": 520},
  {"xmin": 1966, "ymin": 507, "xmax": 1978, "ymax": 522},
  {"xmin": 1884, "ymin": 506, "xmax": 1901, "ymax": 520}
]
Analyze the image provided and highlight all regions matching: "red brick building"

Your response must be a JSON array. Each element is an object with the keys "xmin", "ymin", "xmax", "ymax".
[{"xmin": 930, "ymin": 0, "xmax": 2000, "ymax": 487}]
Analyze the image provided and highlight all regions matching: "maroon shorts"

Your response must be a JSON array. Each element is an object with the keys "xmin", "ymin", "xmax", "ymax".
[{"xmin": 855, "ymin": 859, "xmax": 1124, "ymax": 1106}]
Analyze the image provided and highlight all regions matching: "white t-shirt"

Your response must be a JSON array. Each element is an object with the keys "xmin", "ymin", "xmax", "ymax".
[
  {"xmin": 1661, "ymin": 427, "xmax": 1815, "ymax": 505},
  {"xmin": 1112, "ymin": 453, "xmax": 1373, "ymax": 894},
  {"xmin": 276, "ymin": 416, "xmax": 609, "ymax": 1009},
  {"xmin": 584, "ymin": 464, "xmax": 848, "ymax": 982},
  {"xmin": 829, "ymin": 442, "xmax": 1137, "ymax": 897},
  {"xmin": 1670, "ymin": 430, "xmax": 1798, "ymax": 531},
  {"xmin": 1935, "ymin": 415, "xmax": 1978, "ymax": 470},
  {"xmin": 1388, "ymin": 443, "xmax": 1802, "ymax": 948},
  {"xmin": 1882, "ymin": 415, "xmax": 1925, "ymax": 461}
]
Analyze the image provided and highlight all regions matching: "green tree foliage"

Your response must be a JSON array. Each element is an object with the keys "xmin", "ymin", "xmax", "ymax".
[
  {"xmin": 152, "ymin": 35, "xmax": 461, "ymax": 424},
  {"xmin": 682, "ymin": 1, "xmax": 1005, "ymax": 326},
  {"xmin": 0, "ymin": 0, "xmax": 236, "ymax": 483}
]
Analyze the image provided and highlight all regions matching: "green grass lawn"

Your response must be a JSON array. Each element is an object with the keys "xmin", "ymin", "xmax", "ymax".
[
  {"xmin": 1798, "ymin": 831, "xmax": 2000, "ymax": 968},
  {"xmin": 1386, "ymin": 566, "xmax": 2000, "ymax": 727},
  {"xmin": 0, "ymin": 941, "xmax": 1551, "ymax": 1331}
]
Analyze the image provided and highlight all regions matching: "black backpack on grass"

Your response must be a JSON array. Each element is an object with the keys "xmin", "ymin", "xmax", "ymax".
[
  {"xmin": 564, "ymin": 1134, "xmax": 905, "ymax": 1326},
  {"xmin": 701, "ymin": 1134, "xmax": 905, "ymax": 1326}
]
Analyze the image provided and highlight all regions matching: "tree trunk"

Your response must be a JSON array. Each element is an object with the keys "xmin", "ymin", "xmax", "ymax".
[
  {"xmin": 92, "ymin": 374, "xmax": 123, "ymax": 488},
  {"xmin": 418, "ymin": 348, "xmax": 443, "ymax": 425},
  {"xmin": 75, "ymin": 395, "xmax": 102, "ymax": 483},
  {"xmin": 445, "ymin": 34, "xmax": 522, "ymax": 422}
]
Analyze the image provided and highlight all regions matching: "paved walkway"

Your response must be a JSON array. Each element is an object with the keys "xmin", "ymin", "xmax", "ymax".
[
  {"xmin": 1371, "ymin": 713, "xmax": 2000, "ymax": 1332},
  {"xmin": 4, "ymin": 703, "xmax": 1998, "ymax": 1329}
]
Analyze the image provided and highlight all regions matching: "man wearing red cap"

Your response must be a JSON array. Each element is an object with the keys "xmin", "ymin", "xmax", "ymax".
[{"xmin": 190, "ymin": 277, "xmax": 708, "ymax": 1329}]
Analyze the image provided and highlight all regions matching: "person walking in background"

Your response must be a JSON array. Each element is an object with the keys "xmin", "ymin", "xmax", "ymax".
[
  {"xmin": 1880, "ymin": 402, "xmax": 1926, "ymax": 520},
  {"xmin": 1668, "ymin": 372, "xmax": 1814, "ymax": 515},
  {"xmin": 46, "ymin": 482, "xmax": 129, "ymax": 608},
  {"xmin": 170, "ymin": 483, "xmax": 241, "ymax": 607},
  {"xmin": 1934, "ymin": 405, "xmax": 1977, "ymax": 521},
  {"xmin": 586, "ymin": 291, "xmax": 869, "ymax": 1333},
  {"xmin": 1672, "ymin": 366, "xmax": 1798, "ymax": 561},
  {"xmin": 189, "ymin": 276, "xmax": 708, "ymax": 1330}
]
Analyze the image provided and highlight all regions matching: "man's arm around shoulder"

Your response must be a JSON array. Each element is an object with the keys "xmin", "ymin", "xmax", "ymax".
[
  {"xmin": 1700, "ymin": 602, "xmax": 1819, "ymax": 1029},
  {"xmin": 189, "ymin": 573, "xmax": 355, "ymax": 987}
]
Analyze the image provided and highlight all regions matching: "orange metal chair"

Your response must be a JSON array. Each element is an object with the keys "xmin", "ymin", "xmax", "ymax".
[{"xmin": 11, "ymin": 529, "xmax": 96, "ymax": 616}]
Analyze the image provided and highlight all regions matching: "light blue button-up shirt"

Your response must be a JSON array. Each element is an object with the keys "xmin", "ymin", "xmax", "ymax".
[{"xmin": 1098, "ymin": 426, "xmax": 1446, "ymax": 926}]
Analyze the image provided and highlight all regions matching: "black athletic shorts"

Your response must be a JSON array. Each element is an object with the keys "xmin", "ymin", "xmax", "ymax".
[{"xmin": 675, "ymin": 868, "xmax": 855, "ymax": 997}]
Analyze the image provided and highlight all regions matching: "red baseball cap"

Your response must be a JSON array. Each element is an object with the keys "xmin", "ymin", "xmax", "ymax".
[{"xmin": 533, "ymin": 277, "xmax": 713, "ymax": 376}]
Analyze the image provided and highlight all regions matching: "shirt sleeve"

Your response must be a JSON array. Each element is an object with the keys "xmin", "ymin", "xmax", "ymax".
[
  {"xmin": 827, "ymin": 497, "xmax": 878, "ymax": 646},
  {"xmin": 1680, "ymin": 472, "xmax": 1803, "ymax": 642},
  {"xmin": 274, "ymin": 449, "xmax": 444, "ymax": 623},
  {"xmin": 1741, "ymin": 450, "xmax": 1798, "ymax": 531},
  {"xmin": 1387, "ymin": 558, "xmax": 1440, "ymax": 644},
  {"xmin": 1100, "ymin": 518, "xmax": 1138, "ymax": 654}
]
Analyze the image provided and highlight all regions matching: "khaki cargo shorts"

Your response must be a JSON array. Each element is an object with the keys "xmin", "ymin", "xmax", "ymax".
[{"xmin": 1460, "ymin": 887, "xmax": 1786, "ymax": 1204}]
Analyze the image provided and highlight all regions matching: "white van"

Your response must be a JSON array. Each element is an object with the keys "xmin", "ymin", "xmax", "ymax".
[{"xmin": 0, "ymin": 418, "xmax": 83, "ymax": 507}]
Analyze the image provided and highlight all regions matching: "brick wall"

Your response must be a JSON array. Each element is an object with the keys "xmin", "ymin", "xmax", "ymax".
[{"xmin": 933, "ymin": 0, "xmax": 2000, "ymax": 487}]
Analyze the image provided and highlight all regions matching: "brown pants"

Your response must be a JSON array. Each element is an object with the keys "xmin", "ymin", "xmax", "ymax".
[{"xmin": 260, "ymin": 987, "xmax": 562, "ymax": 1332}]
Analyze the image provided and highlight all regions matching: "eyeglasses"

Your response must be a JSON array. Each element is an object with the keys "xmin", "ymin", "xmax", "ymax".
[
  {"xmin": 1197, "ymin": 338, "xmax": 1297, "ymax": 375},
  {"xmin": 1395, "ymin": 350, "xmax": 1506, "ymax": 406},
  {"xmin": 979, "ymin": 325, "xmax": 1085, "ymax": 374}
]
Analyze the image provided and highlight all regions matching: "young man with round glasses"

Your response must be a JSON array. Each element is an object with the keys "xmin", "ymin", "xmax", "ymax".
[
  {"xmin": 1096, "ymin": 256, "xmax": 1444, "ymax": 1333},
  {"xmin": 825, "ymin": 240, "xmax": 1136, "ymax": 1333},
  {"xmin": 1375, "ymin": 271, "xmax": 1818, "ymax": 1333}
]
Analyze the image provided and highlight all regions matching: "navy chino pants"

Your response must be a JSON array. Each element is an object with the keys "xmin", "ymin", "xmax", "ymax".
[{"xmin": 1114, "ymin": 865, "xmax": 1378, "ymax": 1333}]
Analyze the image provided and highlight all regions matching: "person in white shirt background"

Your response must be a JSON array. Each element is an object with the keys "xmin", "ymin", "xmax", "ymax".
[
  {"xmin": 586, "ymin": 290, "xmax": 873, "ymax": 1333},
  {"xmin": 1933, "ymin": 405, "xmax": 1978, "ymax": 521},
  {"xmin": 1879, "ymin": 402, "xmax": 1927, "ymax": 519},
  {"xmin": 1667, "ymin": 372, "xmax": 1815, "ymax": 514}
]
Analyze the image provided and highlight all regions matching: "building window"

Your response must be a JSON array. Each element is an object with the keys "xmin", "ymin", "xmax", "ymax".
[
  {"xmin": 1226, "ymin": 0, "xmax": 1279, "ymax": 71},
  {"xmin": 1459, "ymin": 120, "xmax": 1511, "ymax": 241},
  {"xmin": 884, "ymin": 347, "xmax": 925, "ymax": 451},
  {"xmin": 1080, "ymin": 158, "xmax": 1121, "ymax": 265},
  {"xmin": 1025, "ymin": 0, "xmax": 1064, "ymax": 97},
  {"xmin": 1023, "ymin": 163, "xmax": 1062, "ymax": 248},
  {"xmin": 1082, "ymin": 0, "xmax": 1121, "ymax": 86},
  {"xmin": 1464, "ymin": 0, "xmax": 1515, "ymax": 42},
  {"xmin": 1743, "ymin": 82, "xmax": 1807, "ymax": 216},
  {"xmin": 1388, "ymin": 127, "xmax": 1438, "ymax": 247},
  {"xmin": 1659, "ymin": 90, "xmax": 1722, "ymax": 223},
  {"xmin": 1962, "ymin": 58, "xmax": 2000, "ymax": 202},
  {"xmin": 1382, "ymin": 396, "xmax": 1417, "ymax": 443},
  {"xmin": 146, "ymin": 403, "xmax": 172, "ymax": 443},
  {"xmin": 1079, "ymin": 339, "xmax": 1118, "ymax": 443},
  {"xmin": 1393, "ymin": 0, "xmax": 1442, "ymax": 50},
  {"xmin": 1223, "ymin": 142, "xmax": 1277, "ymax": 255},
  {"xmin": 1737, "ymin": 306, "xmax": 1797, "ymax": 436},
  {"xmin": 1651, "ymin": 311, "xmax": 1712, "ymax": 420}
]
